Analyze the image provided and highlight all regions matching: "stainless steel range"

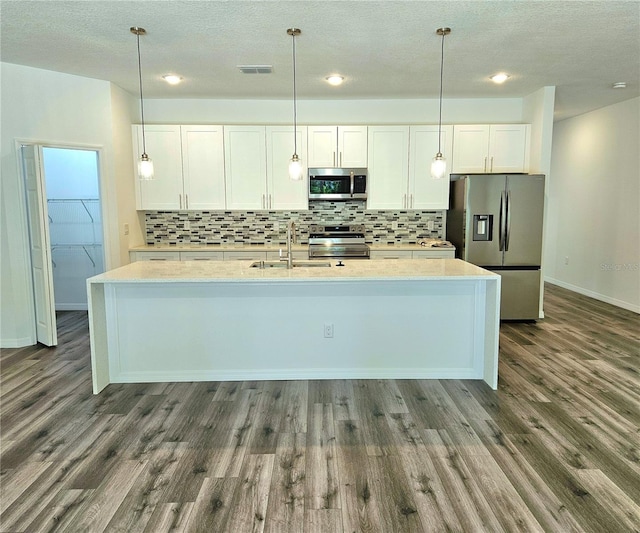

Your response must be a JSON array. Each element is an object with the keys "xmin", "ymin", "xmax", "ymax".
[{"xmin": 308, "ymin": 224, "xmax": 370, "ymax": 259}]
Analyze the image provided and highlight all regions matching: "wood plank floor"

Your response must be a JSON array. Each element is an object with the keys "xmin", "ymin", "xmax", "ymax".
[{"xmin": 1, "ymin": 283, "xmax": 638, "ymax": 532}]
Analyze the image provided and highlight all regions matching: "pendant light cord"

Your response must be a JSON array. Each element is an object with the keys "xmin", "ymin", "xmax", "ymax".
[
  {"xmin": 292, "ymin": 31, "xmax": 298, "ymax": 155},
  {"xmin": 437, "ymin": 30, "xmax": 445, "ymax": 154},
  {"xmin": 136, "ymin": 31, "xmax": 147, "ymax": 156}
]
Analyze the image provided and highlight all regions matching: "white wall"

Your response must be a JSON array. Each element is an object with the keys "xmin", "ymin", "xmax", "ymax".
[
  {"xmin": 523, "ymin": 86, "xmax": 556, "ymax": 317},
  {"xmin": 109, "ymin": 84, "xmax": 146, "ymax": 262},
  {"xmin": 0, "ymin": 63, "xmax": 137, "ymax": 347},
  {"xmin": 545, "ymin": 97, "xmax": 639, "ymax": 312},
  {"xmin": 523, "ymin": 86, "xmax": 556, "ymax": 176},
  {"xmin": 144, "ymin": 97, "xmax": 524, "ymax": 125}
]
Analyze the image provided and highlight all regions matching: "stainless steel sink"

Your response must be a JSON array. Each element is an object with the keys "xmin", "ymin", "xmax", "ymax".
[
  {"xmin": 293, "ymin": 261, "xmax": 332, "ymax": 268},
  {"xmin": 250, "ymin": 260, "xmax": 331, "ymax": 269}
]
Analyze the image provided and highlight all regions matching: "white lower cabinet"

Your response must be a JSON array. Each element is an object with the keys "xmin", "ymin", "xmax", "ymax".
[
  {"xmin": 130, "ymin": 251, "xmax": 181, "ymax": 261},
  {"xmin": 131, "ymin": 248, "xmax": 454, "ymax": 262},
  {"xmin": 223, "ymin": 251, "xmax": 268, "ymax": 261},
  {"xmin": 370, "ymin": 250, "xmax": 413, "ymax": 259},
  {"xmin": 180, "ymin": 251, "xmax": 224, "ymax": 261},
  {"xmin": 412, "ymin": 249, "xmax": 455, "ymax": 259}
]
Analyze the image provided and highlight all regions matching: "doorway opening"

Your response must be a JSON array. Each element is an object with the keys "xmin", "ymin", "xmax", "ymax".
[
  {"xmin": 43, "ymin": 147, "xmax": 104, "ymax": 310},
  {"xmin": 21, "ymin": 144, "xmax": 104, "ymax": 346}
]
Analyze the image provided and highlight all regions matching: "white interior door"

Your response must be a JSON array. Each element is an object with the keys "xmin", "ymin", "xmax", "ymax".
[{"xmin": 22, "ymin": 144, "xmax": 57, "ymax": 346}]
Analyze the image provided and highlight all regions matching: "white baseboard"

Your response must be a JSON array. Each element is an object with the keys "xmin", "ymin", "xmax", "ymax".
[
  {"xmin": 113, "ymin": 367, "xmax": 481, "ymax": 385},
  {"xmin": 545, "ymin": 277, "xmax": 640, "ymax": 314}
]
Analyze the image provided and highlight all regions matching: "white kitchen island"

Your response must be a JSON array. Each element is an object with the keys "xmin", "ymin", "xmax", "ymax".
[{"xmin": 87, "ymin": 258, "xmax": 500, "ymax": 393}]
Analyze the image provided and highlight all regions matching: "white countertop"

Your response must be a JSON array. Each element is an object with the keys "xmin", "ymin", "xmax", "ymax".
[
  {"xmin": 89, "ymin": 258, "xmax": 496, "ymax": 284},
  {"xmin": 129, "ymin": 240, "xmax": 454, "ymax": 253}
]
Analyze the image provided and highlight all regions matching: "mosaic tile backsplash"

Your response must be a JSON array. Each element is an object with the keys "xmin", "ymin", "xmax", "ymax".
[{"xmin": 145, "ymin": 201, "xmax": 445, "ymax": 245}]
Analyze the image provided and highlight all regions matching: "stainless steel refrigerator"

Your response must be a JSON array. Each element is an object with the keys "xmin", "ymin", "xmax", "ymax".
[{"xmin": 447, "ymin": 174, "xmax": 545, "ymax": 320}]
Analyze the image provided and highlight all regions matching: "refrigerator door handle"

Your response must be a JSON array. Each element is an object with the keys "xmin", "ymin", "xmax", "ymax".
[
  {"xmin": 498, "ymin": 191, "xmax": 506, "ymax": 251},
  {"xmin": 505, "ymin": 189, "xmax": 512, "ymax": 251}
]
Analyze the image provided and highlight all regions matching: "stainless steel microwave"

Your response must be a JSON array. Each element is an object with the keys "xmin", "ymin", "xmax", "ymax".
[{"xmin": 308, "ymin": 168, "xmax": 367, "ymax": 201}]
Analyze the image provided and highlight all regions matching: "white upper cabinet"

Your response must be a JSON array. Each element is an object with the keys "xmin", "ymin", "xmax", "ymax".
[
  {"xmin": 224, "ymin": 126, "xmax": 307, "ymax": 211},
  {"xmin": 133, "ymin": 125, "xmax": 225, "ymax": 210},
  {"xmin": 181, "ymin": 125, "xmax": 225, "ymax": 210},
  {"xmin": 266, "ymin": 126, "xmax": 308, "ymax": 210},
  {"xmin": 367, "ymin": 125, "xmax": 452, "ymax": 210},
  {"xmin": 488, "ymin": 124, "xmax": 530, "ymax": 173},
  {"xmin": 408, "ymin": 125, "xmax": 453, "ymax": 210},
  {"xmin": 134, "ymin": 125, "xmax": 183, "ymax": 210},
  {"xmin": 308, "ymin": 126, "xmax": 367, "ymax": 167},
  {"xmin": 366, "ymin": 126, "xmax": 410, "ymax": 209},
  {"xmin": 452, "ymin": 124, "xmax": 530, "ymax": 174},
  {"xmin": 224, "ymin": 126, "xmax": 267, "ymax": 210}
]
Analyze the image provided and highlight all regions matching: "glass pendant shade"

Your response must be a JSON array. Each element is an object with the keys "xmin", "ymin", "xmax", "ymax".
[
  {"xmin": 430, "ymin": 153, "xmax": 446, "ymax": 179},
  {"xmin": 138, "ymin": 153, "xmax": 154, "ymax": 180},
  {"xmin": 289, "ymin": 154, "xmax": 303, "ymax": 181}
]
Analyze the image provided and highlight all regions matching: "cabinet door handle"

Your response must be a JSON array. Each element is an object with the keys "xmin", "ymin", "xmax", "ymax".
[
  {"xmin": 185, "ymin": 194, "xmax": 189, "ymax": 209},
  {"xmin": 268, "ymin": 194, "xmax": 272, "ymax": 209},
  {"xmin": 410, "ymin": 194, "xmax": 414, "ymax": 208},
  {"xmin": 179, "ymin": 194, "xmax": 182, "ymax": 209},
  {"xmin": 490, "ymin": 156, "xmax": 494, "ymax": 172},
  {"xmin": 339, "ymin": 152, "xmax": 343, "ymax": 167},
  {"xmin": 403, "ymin": 194, "xmax": 407, "ymax": 208},
  {"xmin": 262, "ymin": 194, "xmax": 266, "ymax": 209},
  {"xmin": 483, "ymin": 157, "xmax": 487, "ymax": 173},
  {"xmin": 333, "ymin": 151, "xmax": 336, "ymax": 167}
]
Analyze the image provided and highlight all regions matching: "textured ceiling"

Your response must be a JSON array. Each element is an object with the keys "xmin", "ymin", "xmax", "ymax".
[{"xmin": 1, "ymin": 1, "xmax": 638, "ymax": 120}]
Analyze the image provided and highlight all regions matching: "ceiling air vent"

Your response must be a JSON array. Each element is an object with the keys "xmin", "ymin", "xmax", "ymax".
[{"xmin": 237, "ymin": 65, "xmax": 273, "ymax": 74}]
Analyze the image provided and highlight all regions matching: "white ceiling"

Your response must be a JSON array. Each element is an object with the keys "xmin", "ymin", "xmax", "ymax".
[{"xmin": 1, "ymin": 1, "xmax": 638, "ymax": 121}]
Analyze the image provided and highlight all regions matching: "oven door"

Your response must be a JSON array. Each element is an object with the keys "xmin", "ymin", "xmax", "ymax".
[{"xmin": 309, "ymin": 245, "xmax": 370, "ymax": 259}]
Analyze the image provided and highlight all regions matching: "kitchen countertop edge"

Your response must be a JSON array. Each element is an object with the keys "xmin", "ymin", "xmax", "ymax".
[{"xmin": 89, "ymin": 258, "xmax": 496, "ymax": 284}]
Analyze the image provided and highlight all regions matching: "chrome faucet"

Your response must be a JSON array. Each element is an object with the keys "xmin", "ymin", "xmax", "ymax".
[{"xmin": 280, "ymin": 219, "xmax": 296, "ymax": 269}]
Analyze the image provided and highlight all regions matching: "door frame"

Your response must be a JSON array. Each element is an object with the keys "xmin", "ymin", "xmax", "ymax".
[{"xmin": 15, "ymin": 138, "xmax": 108, "ymax": 345}]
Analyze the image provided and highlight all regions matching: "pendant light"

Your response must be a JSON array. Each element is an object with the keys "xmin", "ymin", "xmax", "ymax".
[
  {"xmin": 287, "ymin": 28, "xmax": 303, "ymax": 181},
  {"xmin": 431, "ymin": 27, "xmax": 451, "ymax": 180},
  {"xmin": 131, "ymin": 26, "xmax": 154, "ymax": 180}
]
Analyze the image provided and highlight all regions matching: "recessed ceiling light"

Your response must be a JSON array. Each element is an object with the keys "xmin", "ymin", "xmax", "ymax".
[
  {"xmin": 490, "ymin": 73, "xmax": 510, "ymax": 84},
  {"xmin": 326, "ymin": 75, "xmax": 345, "ymax": 86},
  {"xmin": 162, "ymin": 74, "xmax": 183, "ymax": 85},
  {"xmin": 612, "ymin": 82, "xmax": 627, "ymax": 89}
]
